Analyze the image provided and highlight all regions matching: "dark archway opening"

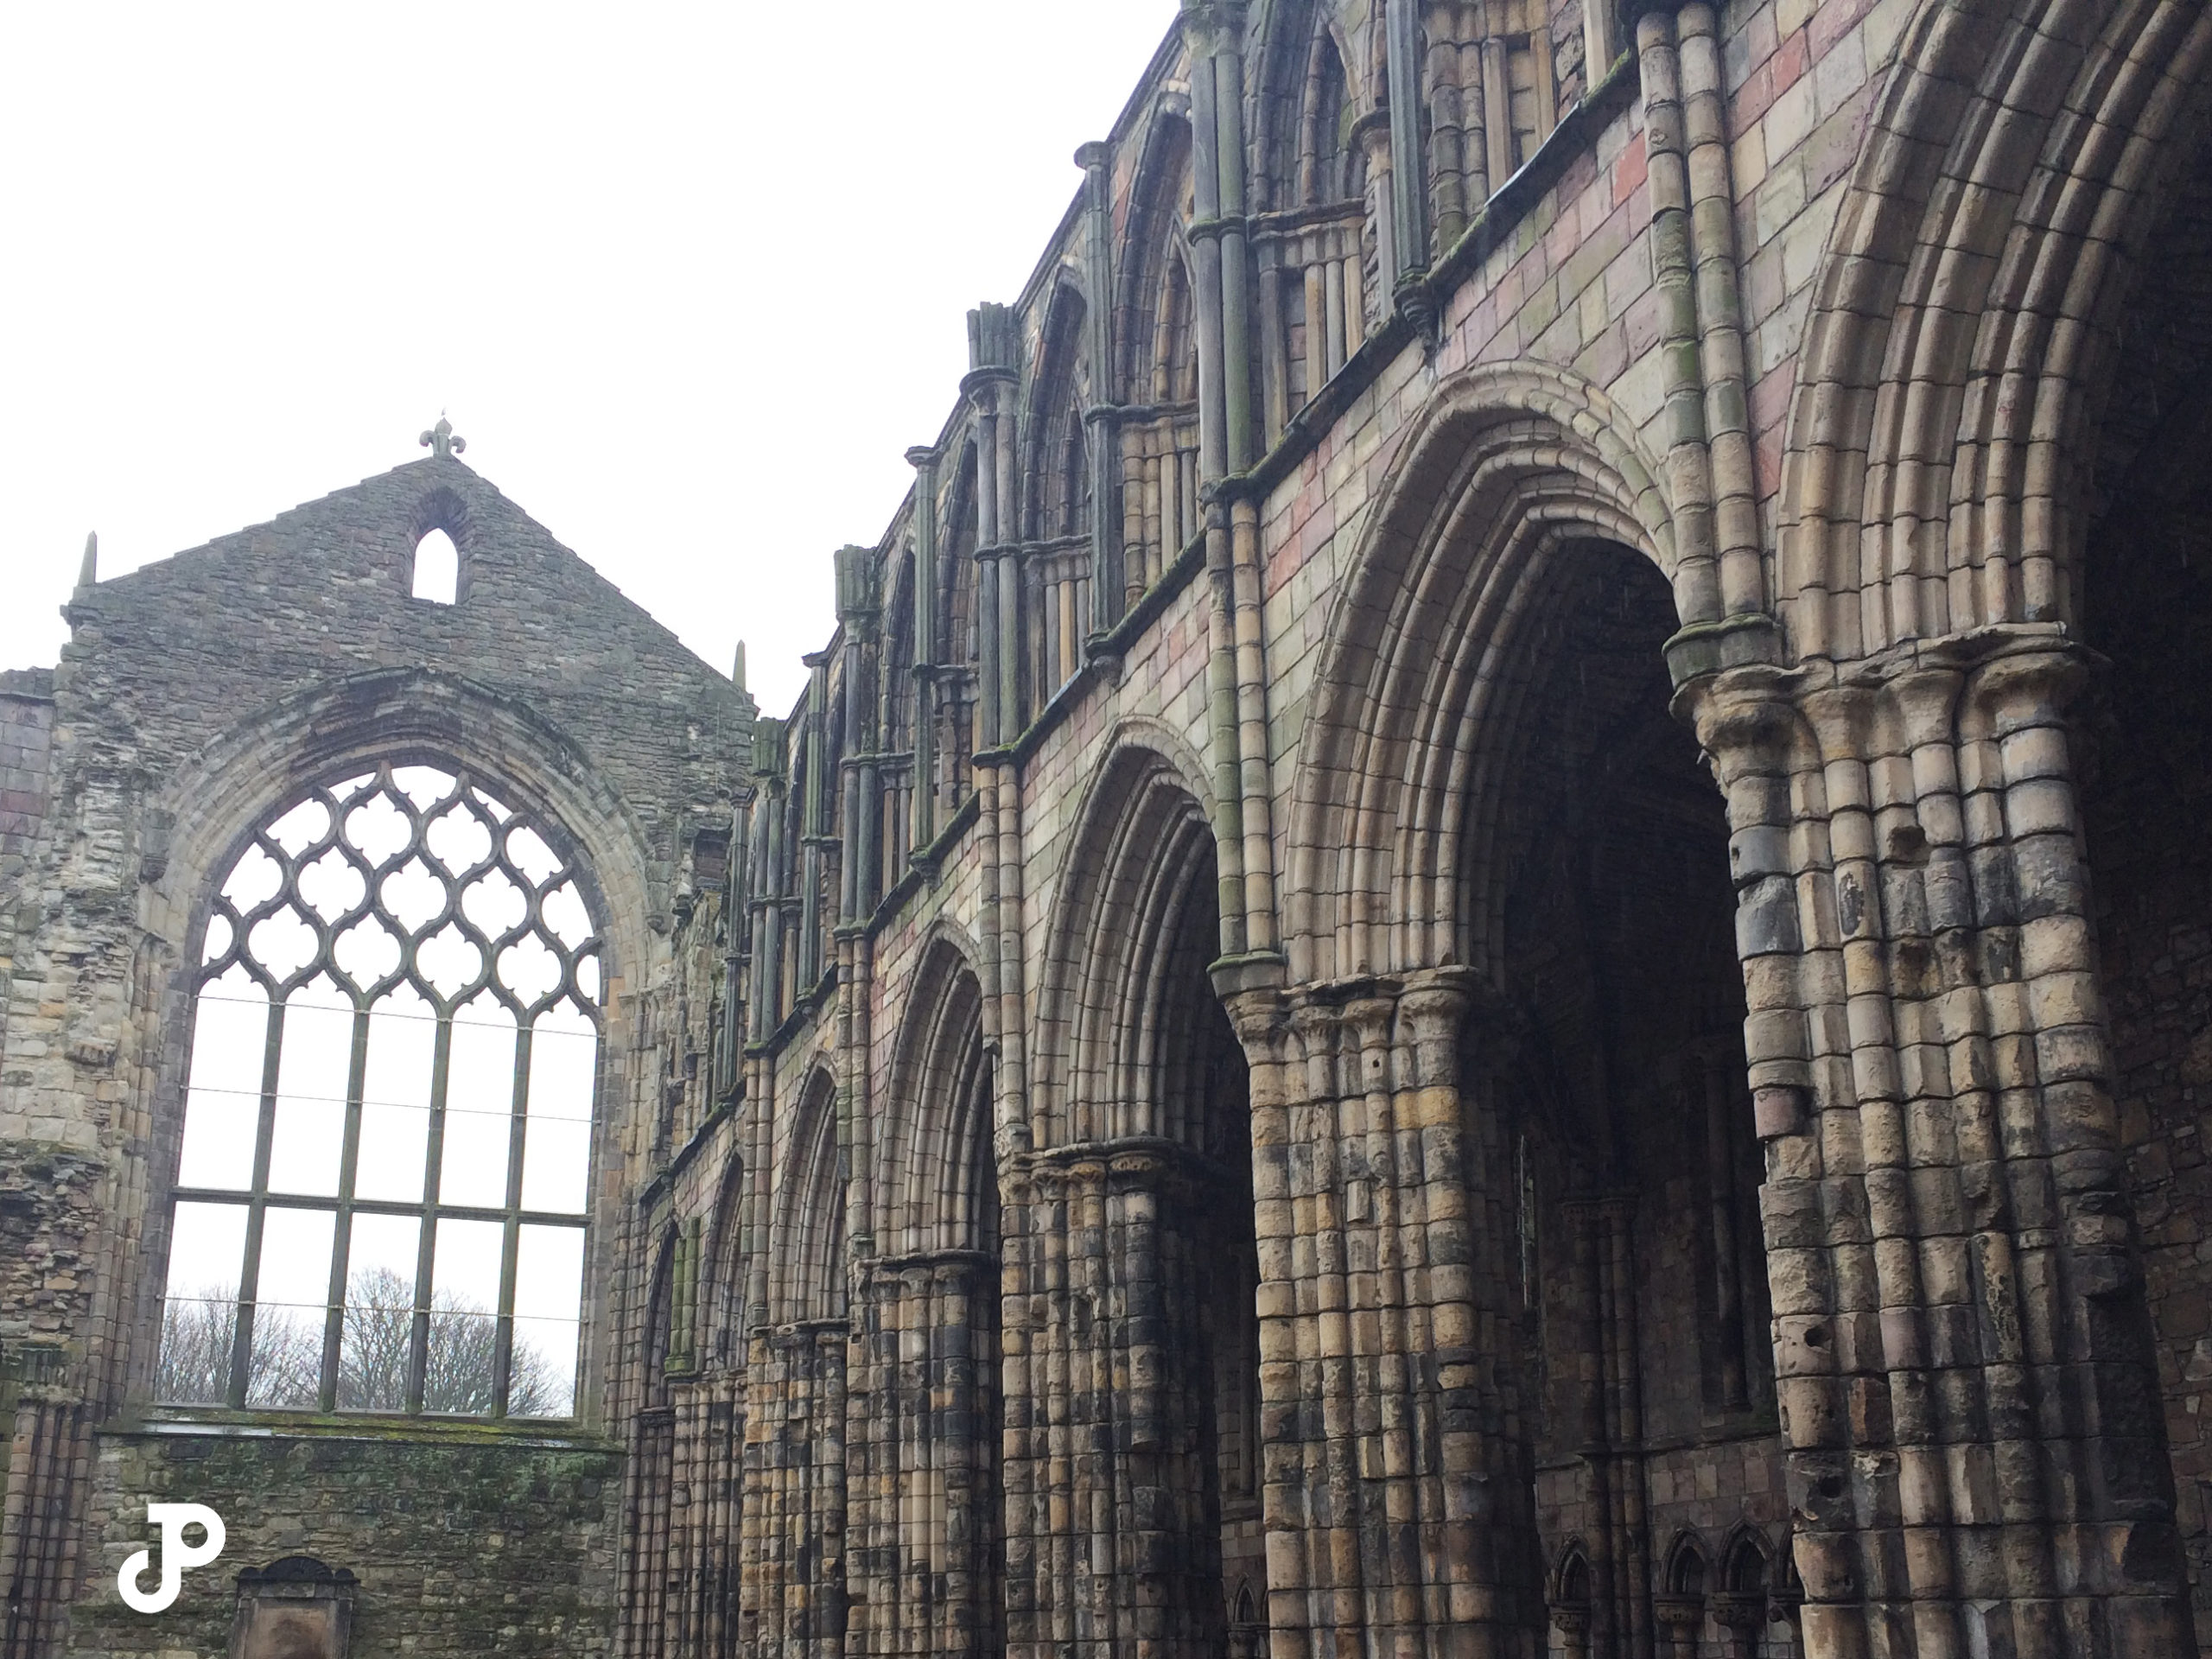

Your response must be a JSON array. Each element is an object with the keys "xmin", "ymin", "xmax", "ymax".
[
  {"xmin": 1128, "ymin": 823, "xmax": 1262, "ymax": 1659},
  {"xmin": 1466, "ymin": 539, "xmax": 1777, "ymax": 1656},
  {"xmin": 2075, "ymin": 121, "xmax": 2212, "ymax": 1635}
]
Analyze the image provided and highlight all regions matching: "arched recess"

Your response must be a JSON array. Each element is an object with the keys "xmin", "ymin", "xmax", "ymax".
[
  {"xmin": 1009, "ymin": 731, "xmax": 1262, "ymax": 1659},
  {"xmin": 1026, "ymin": 280, "xmax": 1093, "ymax": 543},
  {"xmin": 881, "ymin": 928, "xmax": 995, "ymax": 1257},
  {"xmin": 930, "ymin": 443, "xmax": 982, "ymax": 825},
  {"xmin": 1282, "ymin": 362, "xmax": 1675, "ymax": 985},
  {"xmin": 705, "ymin": 1150, "xmax": 749, "ymax": 1370},
  {"xmin": 871, "ymin": 926, "xmax": 1004, "ymax": 1659},
  {"xmin": 1033, "ymin": 728, "xmax": 1226, "ymax": 1150},
  {"xmin": 774, "ymin": 1066, "xmax": 845, "ymax": 1324},
  {"xmin": 1116, "ymin": 105, "xmax": 1202, "ymax": 601},
  {"xmin": 1021, "ymin": 278, "xmax": 1096, "ymax": 709},
  {"xmin": 124, "ymin": 667, "xmax": 660, "ymax": 1439},
  {"xmin": 2071, "ymin": 91, "xmax": 2212, "ymax": 1619},
  {"xmin": 1279, "ymin": 361, "xmax": 1781, "ymax": 1659},
  {"xmin": 1254, "ymin": 0, "xmax": 1361, "ymax": 215},
  {"xmin": 1116, "ymin": 106, "xmax": 1197, "ymax": 404},
  {"xmin": 1775, "ymin": 0, "xmax": 2212, "ymax": 664}
]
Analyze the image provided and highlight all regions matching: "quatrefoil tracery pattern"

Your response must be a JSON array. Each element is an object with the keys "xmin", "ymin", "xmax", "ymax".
[{"xmin": 202, "ymin": 763, "xmax": 603, "ymax": 1016}]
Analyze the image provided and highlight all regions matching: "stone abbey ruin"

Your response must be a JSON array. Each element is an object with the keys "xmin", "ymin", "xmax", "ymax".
[{"xmin": 6, "ymin": 1, "xmax": 2212, "ymax": 1654}]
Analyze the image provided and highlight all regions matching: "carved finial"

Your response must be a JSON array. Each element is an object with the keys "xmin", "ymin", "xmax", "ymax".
[
  {"xmin": 418, "ymin": 413, "xmax": 467, "ymax": 460},
  {"xmin": 77, "ymin": 531, "xmax": 98, "ymax": 588},
  {"xmin": 731, "ymin": 639, "xmax": 747, "ymax": 691}
]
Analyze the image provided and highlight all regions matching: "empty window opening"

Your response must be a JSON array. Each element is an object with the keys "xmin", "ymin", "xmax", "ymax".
[
  {"xmin": 159, "ymin": 762, "xmax": 604, "ymax": 1419},
  {"xmin": 412, "ymin": 529, "xmax": 460, "ymax": 604}
]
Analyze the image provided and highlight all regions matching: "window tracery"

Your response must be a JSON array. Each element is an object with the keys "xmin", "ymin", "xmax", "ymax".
[{"xmin": 157, "ymin": 761, "xmax": 602, "ymax": 1419}]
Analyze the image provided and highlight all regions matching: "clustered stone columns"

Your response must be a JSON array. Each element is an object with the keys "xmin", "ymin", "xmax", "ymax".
[
  {"xmin": 0, "ymin": 1345, "xmax": 89, "ymax": 1658},
  {"xmin": 1182, "ymin": 0, "xmax": 1256, "ymax": 481},
  {"xmin": 1225, "ymin": 968, "xmax": 1542, "ymax": 1659},
  {"xmin": 1000, "ymin": 1144, "xmax": 1235, "ymax": 1659},
  {"xmin": 1182, "ymin": 0, "xmax": 1278, "ymax": 972},
  {"xmin": 740, "ymin": 1321, "xmax": 849, "ymax": 1659},
  {"xmin": 1679, "ymin": 626, "xmax": 2195, "ymax": 1654},
  {"xmin": 844, "ymin": 1251, "xmax": 1000, "ymax": 1659}
]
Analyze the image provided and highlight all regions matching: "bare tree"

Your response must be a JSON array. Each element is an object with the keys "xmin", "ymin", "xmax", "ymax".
[
  {"xmin": 160, "ymin": 1269, "xmax": 562, "ymax": 1414},
  {"xmin": 156, "ymin": 1292, "xmax": 321, "ymax": 1406},
  {"xmin": 338, "ymin": 1266, "xmax": 560, "ymax": 1415}
]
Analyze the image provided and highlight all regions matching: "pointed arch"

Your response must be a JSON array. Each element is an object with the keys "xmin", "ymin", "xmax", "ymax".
[
  {"xmin": 1662, "ymin": 1530, "xmax": 1710, "ymax": 1599},
  {"xmin": 1281, "ymin": 361, "xmax": 1677, "ymax": 984},
  {"xmin": 1255, "ymin": 0, "xmax": 1361, "ymax": 212},
  {"xmin": 773, "ymin": 1066, "xmax": 845, "ymax": 1323},
  {"xmin": 1033, "ymin": 725, "xmax": 1225, "ymax": 1151},
  {"xmin": 941, "ymin": 442, "xmax": 982, "ymax": 671},
  {"xmin": 1116, "ymin": 105, "xmax": 1198, "ymax": 404},
  {"xmin": 880, "ymin": 926, "xmax": 994, "ymax": 1255},
  {"xmin": 1719, "ymin": 1523, "xmax": 1771, "ymax": 1596},
  {"xmin": 1026, "ymin": 277, "xmax": 1094, "ymax": 542},
  {"xmin": 1776, "ymin": 0, "xmax": 2212, "ymax": 662},
  {"xmin": 703, "ymin": 1148, "xmax": 749, "ymax": 1370}
]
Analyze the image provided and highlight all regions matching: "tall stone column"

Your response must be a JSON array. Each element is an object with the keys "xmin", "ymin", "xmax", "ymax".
[
  {"xmin": 1678, "ymin": 626, "xmax": 2196, "ymax": 1656},
  {"xmin": 741, "ymin": 1320, "xmax": 849, "ymax": 1659},
  {"xmin": 906, "ymin": 446, "xmax": 941, "ymax": 855},
  {"xmin": 845, "ymin": 1251, "xmax": 1000, "ymax": 1659},
  {"xmin": 1232, "ymin": 969, "xmax": 1541, "ymax": 1659},
  {"xmin": 1077, "ymin": 140, "xmax": 1124, "ymax": 639}
]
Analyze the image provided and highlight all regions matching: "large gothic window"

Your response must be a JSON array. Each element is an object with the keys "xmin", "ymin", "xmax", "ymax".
[{"xmin": 156, "ymin": 763, "xmax": 603, "ymax": 1419}]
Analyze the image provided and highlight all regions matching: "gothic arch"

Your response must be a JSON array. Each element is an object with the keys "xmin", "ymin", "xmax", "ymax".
[
  {"xmin": 1254, "ymin": 0, "xmax": 1361, "ymax": 213},
  {"xmin": 772, "ymin": 1066, "xmax": 845, "ymax": 1323},
  {"xmin": 150, "ymin": 667, "xmax": 659, "ymax": 1007},
  {"xmin": 1116, "ymin": 104, "xmax": 1198, "ymax": 404},
  {"xmin": 704, "ymin": 1148, "xmax": 749, "ymax": 1369},
  {"xmin": 879, "ymin": 926, "xmax": 993, "ymax": 1255},
  {"xmin": 1776, "ymin": 0, "xmax": 2212, "ymax": 663},
  {"xmin": 1025, "ymin": 276, "xmax": 1093, "ymax": 542},
  {"xmin": 123, "ymin": 667, "xmax": 658, "ymax": 1429},
  {"xmin": 1033, "ymin": 726, "xmax": 1224, "ymax": 1151},
  {"xmin": 1281, "ymin": 362, "xmax": 1677, "ymax": 984}
]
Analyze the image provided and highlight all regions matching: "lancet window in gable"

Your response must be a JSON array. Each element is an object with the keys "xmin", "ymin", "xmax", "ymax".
[{"xmin": 156, "ymin": 761, "xmax": 602, "ymax": 1421}]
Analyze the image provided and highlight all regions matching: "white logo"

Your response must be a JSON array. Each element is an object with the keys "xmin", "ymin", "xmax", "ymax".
[{"xmin": 118, "ymin": 1502, "xmax": 226, "ymax": 1614}]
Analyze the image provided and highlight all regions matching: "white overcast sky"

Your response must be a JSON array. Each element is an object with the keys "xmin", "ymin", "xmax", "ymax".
[{"xmin": 0, "ymin": 3, "xmax": 1179, "ymax": 720}]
